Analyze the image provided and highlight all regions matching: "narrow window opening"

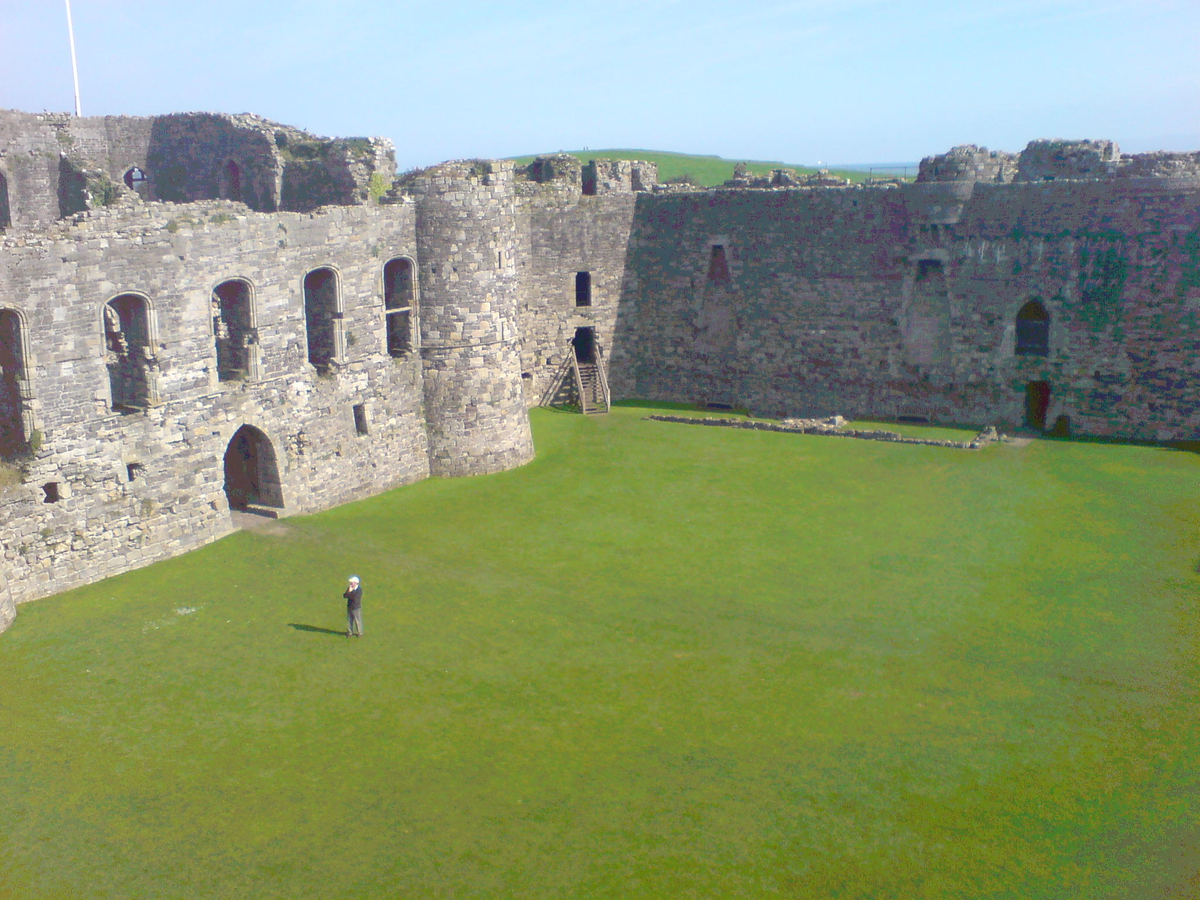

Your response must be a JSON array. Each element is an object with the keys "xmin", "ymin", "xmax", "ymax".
[
  {"xmin": 1015, "ymin": 299, "xmax": 1050, "ymax": 356},
  {"xmin": 353, "ymin": 403, "xmax": 369, "ymax": 436},
  {"xmin": 707, "ymin": 245, "xmax": 731, "ymax": 285},
  {"xmin": 213, "ymin": 279, "xmax": 256, "ymax": 381},
  {"xmin": 42, "ymin": 482, "xmax": 60, "ymax": 503},
  {"xmin": 0, "ymin": 309, "xmax": 28, "ymax": 458},
  {"xmin": 126, "ymin": 462, "xmax": 143, "ymax": 481},
  {"xmin": 382, "ymin": 258, "xmax": 414, "ymax": 357},
  {"xmin": 575, "ymin": 272, "xmax": 592, "ymax": 307},
  {"xmin": 498, "ymin": 251, "xmax": 503, "ymax": 269},
  {"xmin": 0, "ymin": 171, "xmax": 10, "ymax": 229},
  {"xmin": 104, "ymin": 294, "xmax": 155, "ymax": 411},
  {"xmin": 304, "ymin": 268, "xmax": 340, "ymax": 372},
  {"xmin": 225, "ymin": 160, "xmax": 243, "ymax": 202},
  {"xmin": 581, "ymin": 164, "xmax": 597, "ymax": 196}
]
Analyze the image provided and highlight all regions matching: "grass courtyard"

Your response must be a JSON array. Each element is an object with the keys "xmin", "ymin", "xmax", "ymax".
[{"xmin": 2, "ymin": 404, "xmax": 1200, "ymax": 898}]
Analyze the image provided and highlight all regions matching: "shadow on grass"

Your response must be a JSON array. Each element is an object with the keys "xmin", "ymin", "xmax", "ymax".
[{"xmin": 288, "ymin": 623, "xmax": 346, "ymax": 637}]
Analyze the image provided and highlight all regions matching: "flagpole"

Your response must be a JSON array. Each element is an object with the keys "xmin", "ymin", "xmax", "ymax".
[{"xmin": 65, "ymin": 0, "xmax": 82, "ymax": 116}]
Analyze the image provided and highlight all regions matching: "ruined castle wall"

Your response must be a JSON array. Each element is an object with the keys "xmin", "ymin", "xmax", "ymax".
[
  {"xmin": 610, "ymin": 179, "xmax": 1200, "ymax": 439},
  {"xmin": 410, "ymin": 162, "xmax": 534, "ymax": 477},
  {"xmin": 515, "ymin": 176, "xmax": 641, "ymax": 403},
  {"xmin": 0, "ymin": 111, "xmax": 75, "ymax": 227},
  {"xmin": 0, "ymin": 198, "xmax": 429, "ymax": 609},
  {"xmin": 145, "ymin": 114, "xmax": 282, "ymax": 210}
]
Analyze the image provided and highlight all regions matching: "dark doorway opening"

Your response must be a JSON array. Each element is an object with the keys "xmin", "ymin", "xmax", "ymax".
[
  {"xmin": 1015, "ymin": 300, "xmax": 1050, "ymax": 356},
  {"xmin": 212, "ymin": 279, "xmax": 255, "ymax": 381},
  {"xmin": 575, "ymin": 272, "xmax": 592, "ymax": 307},
  {"xmin": 0, "ymin": 309, "xmax": 27, "ymax": 458},
  {"xmin": 572, "ymin": 327, "xmax": 597, "ymax": 363},
  {"xmin": 1025, "ymin": 381, "xmax": 1050, "ymax": 431},
  {"xmin": 223, "ymin": 425, "xmax": 284, "ymax": 511},
  {"xmin": 304, "ymin": 267, "xmax": 339, "ymax": 372}
]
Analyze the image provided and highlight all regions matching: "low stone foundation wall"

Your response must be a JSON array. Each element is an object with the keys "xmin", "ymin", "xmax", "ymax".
[{"xmin": 646, "ymin": 415, "xmax": 1000, "ymax": 450}]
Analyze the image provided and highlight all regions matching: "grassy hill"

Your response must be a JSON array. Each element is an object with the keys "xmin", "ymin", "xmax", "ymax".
[{"xmin": 508, "ymin": 149, "xmax": 877, "ymax": 187}]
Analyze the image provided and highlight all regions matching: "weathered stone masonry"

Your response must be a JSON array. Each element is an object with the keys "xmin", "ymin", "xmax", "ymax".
[{"xmin": 1, "ymin": 111, "xmax": 1199, "ymax": 636}]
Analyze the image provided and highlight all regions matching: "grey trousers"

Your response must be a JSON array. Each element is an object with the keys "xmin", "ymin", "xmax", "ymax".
[{"xmin": 347, "ymin": 608, "xmax": 363, "ymax": 636}]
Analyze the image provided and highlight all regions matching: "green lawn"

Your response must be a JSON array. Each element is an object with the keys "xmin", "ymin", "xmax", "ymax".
[
  {"xmin": 508, "ymin": 150, "xmax": 873, "ymax": 187},
  {"xmin": 2, "ymin": 405, "xmax": 1200, "ymax": 899}
]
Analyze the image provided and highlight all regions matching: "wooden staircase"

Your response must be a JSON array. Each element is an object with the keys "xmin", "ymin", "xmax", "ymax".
[{"xmin": 539, "ymin": 337, "xmax": 611, "ymax": 415}]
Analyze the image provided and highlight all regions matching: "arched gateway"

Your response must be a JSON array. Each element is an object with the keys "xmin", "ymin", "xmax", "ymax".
[{"xmin": 223, "ymin": 425, "xmax": 284, "ymax": 511}]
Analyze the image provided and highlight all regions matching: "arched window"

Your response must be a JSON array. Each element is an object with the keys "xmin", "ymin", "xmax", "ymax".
[
  {"xmin": 212, "ymin": 279, "xmax": 257, "ymax": 381},
  {"xmin": 0, "ymin": 309, "xmax": 29, "ymax": 458},
  {"xmin": 382, "ymin": 258, "xmax": 414, "ymax": 357},
  {"xmin": 123, "ymin": 166, "xmax": 148, "ymax": 190},
  {"xmin": 103, "ymin": 294, "xmax": 156, "ymax": 411},
  {"xmin": 1015, "ymin": 300, "xmax": 1050, "ymax": 356},
  {"xmin": 303, "ymin": 267, "xmax": 342, "ymax": 373},
  {"xmin": 223, "ymin": 425, "xmax": 284, "ymax": 511},
  {"xmin": 0, "ymin": 170, "xmax": 10, "ymax": 229},
  {"xmin": 575, "ymin": 271, "xmax": 592, "ymax": 307}
]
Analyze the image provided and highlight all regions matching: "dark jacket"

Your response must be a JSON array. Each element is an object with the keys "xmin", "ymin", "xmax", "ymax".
[{"xmin": 343, "ymin": 584, "xmax": 362, "ymax": 611}]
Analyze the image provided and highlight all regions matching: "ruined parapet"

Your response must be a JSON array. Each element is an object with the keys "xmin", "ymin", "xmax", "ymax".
[
  {"xmin": 408, "ymin": 160, "xmax": 534, "ymax": 476},
  {"xmin": 582, "ymin": 159, "xmax": 655, "ymax": 195},
  {"xmin": 1117, "ymin": 150, "xmax": 1200, "ymax": 180},
  {"xmin": 277, "ymin": 131, "xmax": 396, "ymax": 211},
  {"xmin": 916, "ymin": 145, "xmax": 1016, "ymax": 184},
  {"xmin": 1015, "ymin": 139, "xmax": 1120, "ymax": 182},
  {"xmin": 527, "ymin": 153, "xmax": 584, "ymax": 187}
]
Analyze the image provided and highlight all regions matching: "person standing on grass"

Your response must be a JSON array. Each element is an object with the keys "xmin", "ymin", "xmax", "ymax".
[{"xmin": 344, "ymin": 575, "xmax": 363, "ymax": 638}]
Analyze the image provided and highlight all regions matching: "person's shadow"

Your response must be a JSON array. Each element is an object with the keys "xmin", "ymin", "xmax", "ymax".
[{"xmin": 288, "ymin": 623, "xmax": 346, "ymax": 638}]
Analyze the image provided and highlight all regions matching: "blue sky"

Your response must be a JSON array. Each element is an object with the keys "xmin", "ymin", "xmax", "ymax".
[{"xmin": 1, "ymin": 0, "xmax": 1196, "ymax": 169}]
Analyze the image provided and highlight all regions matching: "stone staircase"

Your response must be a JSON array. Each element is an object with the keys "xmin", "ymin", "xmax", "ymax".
[{"xmin": 576, "ymin": 362, "xmax": 607, "ymax": 415}]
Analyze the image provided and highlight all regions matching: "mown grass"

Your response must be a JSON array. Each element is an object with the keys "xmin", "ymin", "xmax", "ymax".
[
  {"xmin": 2, "ymin": 406, "xmax": 1200, "ymax": 899},
  {"xmin": 509, "ymin": 149, "xmax": 870, "ymax": 187}
]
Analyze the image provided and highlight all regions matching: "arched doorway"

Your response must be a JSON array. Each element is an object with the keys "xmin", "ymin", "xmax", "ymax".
[
  {"xmin": 1025, "ymin": 381, "xmax": 1050, "ymax": 431},
  {"xmin": 223, "ymin": 425, "xmax": 284, "ymax": 511}
]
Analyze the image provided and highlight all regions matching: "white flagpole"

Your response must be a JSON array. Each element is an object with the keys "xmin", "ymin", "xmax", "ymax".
[{"xmin": 65, "ymin": 0, "xmax": 82, "ymax": 116}]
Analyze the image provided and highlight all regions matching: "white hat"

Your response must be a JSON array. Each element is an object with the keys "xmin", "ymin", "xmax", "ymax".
[{"xmin": 348, "ymin": 575, "xmax": 360, "ymax": 584}]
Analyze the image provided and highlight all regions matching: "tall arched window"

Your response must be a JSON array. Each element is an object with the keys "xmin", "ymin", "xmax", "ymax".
[
  {"xmin": 212, "ymin": 279, "xmax": 258, "ymax": 381},
  {"xmin": 1015, "ymin": 300, "xmax": 1050, "ymax": 356},
  {"xmin": 0, "ymin": 309, "xmax": 29, "ymax": 457},
  {"xmin": 382, "ymin": 258, "xmax": 414, "ymax": 357},
  {"xmin": 103, "ymin": 294, "xmax": 156, "ymax": 410},
  {"xmin": 304, "ymin": 268, "xmax": 342, "ymax": 373}
]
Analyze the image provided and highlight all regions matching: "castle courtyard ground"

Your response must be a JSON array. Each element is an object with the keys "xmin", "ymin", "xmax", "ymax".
[{"xmin": 1, "ymin": 405, "xmax": 1199, "ymax": 898}]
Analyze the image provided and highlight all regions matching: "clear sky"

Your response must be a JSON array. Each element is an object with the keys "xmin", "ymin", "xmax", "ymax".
[{"xmin": 1, "ymin": 0, "xmax": 1196, "ymax": 170}]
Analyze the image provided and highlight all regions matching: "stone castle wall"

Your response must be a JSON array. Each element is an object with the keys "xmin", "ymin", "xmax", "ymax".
[{"xmin": 3, "ymin": 107, "xmax": 1200, "ymax": 636}]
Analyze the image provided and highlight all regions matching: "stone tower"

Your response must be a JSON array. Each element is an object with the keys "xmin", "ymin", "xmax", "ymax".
[{"xmin": 409, "ymin": 160, "xmax": 534, "ymax": 477}]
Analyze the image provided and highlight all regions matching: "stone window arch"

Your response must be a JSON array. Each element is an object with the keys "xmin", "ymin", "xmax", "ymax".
[
  {"xmin": 102, "ymin": 293, "xmax": 158, "ymax": 411},
  {"xmin": 1015, "ymin": 299, "xmax": 1050, "ymax": 356},
  {"xmin": 212, "ymin": 278, "xmax": 260, "ymax": 381},
  {"xmin": 382, "ymin": 257, "xmax": 415, "ymax": 357},
  {"xmin": 303, "ymin": 267, "xmax": 343, "ymax": 373},
  {"xmin": 0, "ymin": 308, "xmax": 32, "ymax": 458}
]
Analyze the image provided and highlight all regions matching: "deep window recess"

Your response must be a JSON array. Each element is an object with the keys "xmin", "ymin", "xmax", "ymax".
[
  {"xmin": 42, "ymin": 482, "xmax": 60, "ymax": 503},
  {"xmin": 103, "ymin": 294, "xmax": 155, "ymax": 411},
  {"xmin": 123, "ymin": 167, "xmax": 148, "ymax": 189},
  {"xmin": 225, "ymin": 160, "xmax": 243, "ymax": 202},
  {"xmin": 212, "ymin": 279, "xmax": 256, "ymax": 381},
  {"xmin": 126, "ymin": 462, "xmax": 143, "ymax": 481},
  {"xmin": 575, "ymin": 272, "xmax": 592, "ymax": 307},
  {"xmin": 1015, "ymin": 300, "xmax": 1050, "ymax": 356},
  {"xmin": 304, "ymin": 268, "xmax": 341, "ymax": 372},
  {"xmin": 353, "ymin": 404, "xmax": 369, "ymax": 436},
  {"xmin": 0, "ymin": 309, "xmax": 29, "ymax": 458},
  {"xmin": 382, "ymin": 259, "xmax": 414, "ymax": 357}
]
